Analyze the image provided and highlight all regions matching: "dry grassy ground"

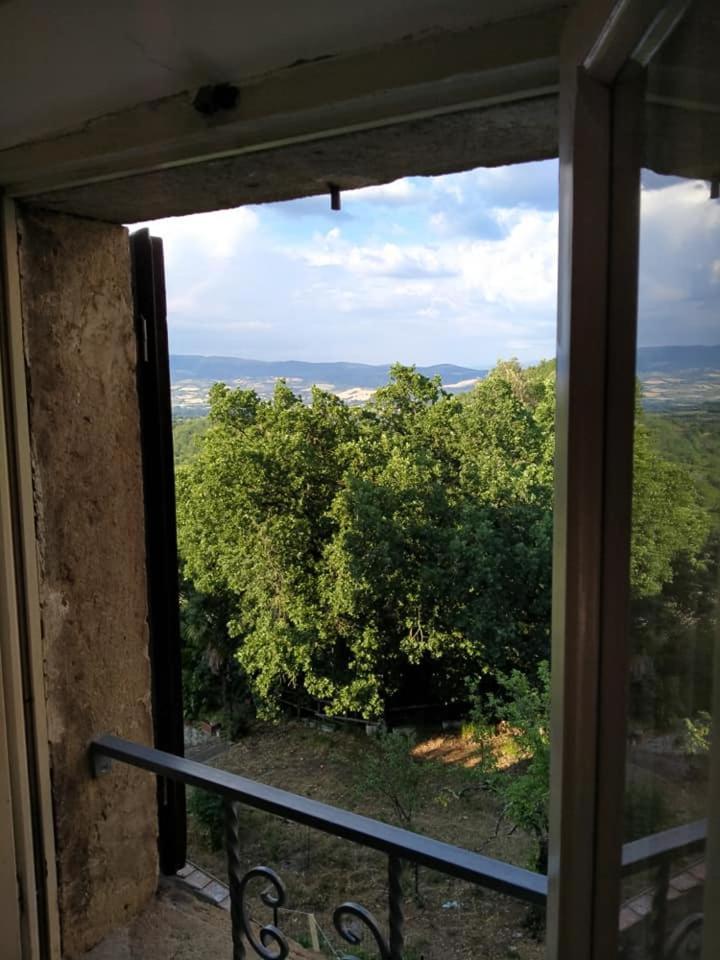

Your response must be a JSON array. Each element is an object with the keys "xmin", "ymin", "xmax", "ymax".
[{"xmin": 187, "ymin": 721, "xmax": 544, "ymax": 960}]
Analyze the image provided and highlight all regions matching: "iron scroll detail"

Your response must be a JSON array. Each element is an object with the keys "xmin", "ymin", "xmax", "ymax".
[
  {"xmin": 238, "ymin": 866, "xmax": 289, "ymax": 960},
  {"xmin": 333, "ymin": 901, "xmax": 392, "ymax": 960},
  {"xmin": 225, "ymin": 797, "xmax": 289, "ymax": 960},
  {"xmin": 665, "ymin": 913, "xmax": 704, "ymax": 960}
]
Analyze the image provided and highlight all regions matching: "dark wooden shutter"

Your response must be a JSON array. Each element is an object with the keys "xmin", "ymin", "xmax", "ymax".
[{"xmin": 130, "ymin": 228, "xmax": 186, "ymax": 874}]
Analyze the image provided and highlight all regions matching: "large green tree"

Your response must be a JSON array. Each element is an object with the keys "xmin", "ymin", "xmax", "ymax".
[{"xmin": 176, "ymin": 362, "xmax": 708, "ymax": 720}]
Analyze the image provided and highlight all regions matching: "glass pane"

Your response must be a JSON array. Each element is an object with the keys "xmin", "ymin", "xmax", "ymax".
[{"xmin": 621, "ymin": 2, "xmax": 720, "ymax": 956}]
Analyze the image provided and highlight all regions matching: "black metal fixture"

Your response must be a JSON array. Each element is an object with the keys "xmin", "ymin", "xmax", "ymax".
[{"xmin": 193, "ymin": 82, "xmax": 240, "ymax": 116}]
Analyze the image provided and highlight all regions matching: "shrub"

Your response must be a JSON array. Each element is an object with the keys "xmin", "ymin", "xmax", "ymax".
[
  {"xmin": 355, "ymin": 730, "xmax": 434, "ymax": 896},
  {"xmin": 469, "ymin": 662, "xmax": 551, "ymax": 872},
  {"xmin": 180, "ymin": 578, "xmax": 255, "ymax": 738},
  {"xmin": 680, "ymin": 711, "xmax": 711, "ymax": 756},
  {"xmin": 355, "ymin": 730, "xmax": 427, "ymax": 830},
  {"xmin": 679, "ymin": 710, "xmax": 712, "ymax": 779},
  {"xmin": 187, "ymin": 788, "xmax": 226, "ymax": 851}
]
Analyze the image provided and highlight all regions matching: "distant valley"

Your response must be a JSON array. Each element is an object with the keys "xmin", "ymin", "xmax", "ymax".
[
  {"xmin": 170, "ymin": 356, "xmax": 488, "ymax": 415},
  {"xmin": 170, "ymin": 346, "xmax": 720, "ymax": 417}
]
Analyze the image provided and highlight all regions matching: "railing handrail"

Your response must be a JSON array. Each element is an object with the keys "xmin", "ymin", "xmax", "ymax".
[
  {"xmin": 621, "ymin": 817, "xmax": 707, "ymax": 876},
  {"xmin": 91, "ymin": 734, "xmax": 709, "ymax": 908},
  {"xmin": 90, "ymin": 733, "xmax": 547, "ymax": 905}
]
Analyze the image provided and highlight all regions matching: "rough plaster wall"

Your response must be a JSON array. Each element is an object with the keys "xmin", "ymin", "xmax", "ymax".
[{"xmin": 16, "ymin": 208, "xmax": 158, "ymax": 957}]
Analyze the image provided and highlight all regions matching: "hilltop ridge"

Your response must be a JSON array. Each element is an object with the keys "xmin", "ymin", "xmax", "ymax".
[{"xmin": 169, "ymin": 346, "xmax": 720, "ymax": 416}]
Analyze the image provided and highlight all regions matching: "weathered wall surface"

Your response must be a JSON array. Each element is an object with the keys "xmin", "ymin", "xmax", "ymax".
[
  {"xmin": 16, "ymin": 208, "xmax": 157, "ymax": 957},
  {"xmin": 25, "ymin": 98, "xmax": 558, "ymax": 223}
]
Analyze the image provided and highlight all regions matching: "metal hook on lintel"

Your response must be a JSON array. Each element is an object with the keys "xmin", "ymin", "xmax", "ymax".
[{"xmin": 329, "ymin": 183, "xmax": 341, "ymax": 211}]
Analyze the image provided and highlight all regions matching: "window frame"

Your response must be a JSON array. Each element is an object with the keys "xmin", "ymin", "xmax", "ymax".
[
  {"xmin": 549, "ymin": 2, "xmax": 716, "ymax": 958},
  {"xmin": 0, "ymin": 197, "xmax": 61, "ymax": 960},
  {"xmin": 0, "ymin": 4, "xmax": 710, "ymax": 959}
]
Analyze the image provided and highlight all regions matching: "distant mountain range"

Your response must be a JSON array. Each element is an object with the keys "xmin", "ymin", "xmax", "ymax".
[
  {"xmin": 635, "ymin": 345, "xmax": 720, "ymax": 372},
  {"xmin": 169, "ymin": 356, "xmax": 489, "ymax": 414},
  {"xmin": 169, "ymin": 346, "xmax": 720, "ymax": 416}
]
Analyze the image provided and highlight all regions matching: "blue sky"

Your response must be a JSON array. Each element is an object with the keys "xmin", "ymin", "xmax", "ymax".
[{"xmin": 133, "ymin": 159, "xmax": 720, "ymax": 366}]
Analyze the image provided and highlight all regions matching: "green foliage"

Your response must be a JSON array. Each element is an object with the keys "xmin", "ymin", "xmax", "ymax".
[
  {"xmin": 354, "ymin": 730, "xmax": 429, "ymax": 829},
  {"xmin": 354, "ymin": 729, "xmax": 434, "ymax": 898},
  {"xmin": 176, "ymin": 361, "xmax": 709, "ymax": 722},
  {"xmin": 628, "ymin": 406, "xmax": 719, "ymax": 728},
  {"xmin": 173, "ymin": 416, "xmax": 209, "ymax": 465},
  {"xmin": 680, "ymin": 711, "xmax": 712, "ymax": 756},
  {"xmin": 187, "ymin": 788, "xmax": 226, "ymax": 851},
  {"xmin": 470, "ymin": 662, "xmax": 551, "ymax": 868},
  {"xmin": 645, "ymin": 410, "xmax": 720, "ymax": 519},
  {"xmin": 629, "ymin": 530, "xmax": 719, "ymax": 727},
  {"xmin": 631, "ymin": 409, "xmax": 709, "ymax": 599},
  {"xmin": 177, "ymin": 364, "xmax": 559, "ymax": 718},
  {"xmin": 180, "ymin": 579, "xmax": 254, "ymax": 738}
]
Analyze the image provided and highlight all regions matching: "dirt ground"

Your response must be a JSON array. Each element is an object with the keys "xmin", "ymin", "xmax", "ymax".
[{"xmin": 187, "ymin": 721, "xmax": 544, "ymax": 960}]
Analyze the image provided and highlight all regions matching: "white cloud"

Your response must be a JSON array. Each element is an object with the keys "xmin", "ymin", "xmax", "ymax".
[
  {"xmin": 347, "ymin": 179, "xmax": 417, "ymax": 205},
  {"xmin": 455, "ymin": 209, "xmax": 558, "ymax": 306},
  {"xmin": 291, "ymin": 206, "xmax": 558, "ymax": 311},
  {"xmin": 132, "ymin": 161, "xmax": 562, "ymax": 365},
  {"xmin": 640, "ymin": 181, "xmax": 720, "ymax": 294},
  {"xmin": 298, "ymin": 239, "xmax": 453, "ymax": 278},
  {"xmin": 132, "ymin": 207, "xmax": 258, "ymax": 266}
]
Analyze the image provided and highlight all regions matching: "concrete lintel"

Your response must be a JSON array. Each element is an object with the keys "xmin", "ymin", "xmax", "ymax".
[{"xmin": 22, "ymin": 96, "xmax": 558, "ymax": 223}]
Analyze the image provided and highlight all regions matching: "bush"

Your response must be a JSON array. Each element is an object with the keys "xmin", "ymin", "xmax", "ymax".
[
  {"xmin": 680, "ymin": 711, "xmax": 711, "ymax": 756},
  {"xmin": 679, "ymin": 710, "xmax": 712, "ymax": 779},
  {"xmin": 355, "ymin": 730, "xmax": 428, "ymax": 830},
  {"xmin": 180, "ymin": 579, "xmax": 255, "ymax": 738},
  {"xmin": 469, "ymin": 662, "xmax": 551, "ymax": 871},
  {"xmin": 355, "ymin": 730, "xmax": 434, "ymax": 897},
  {"xmin": 187, "ymin": 788, "xmax": 226, "ymax": 851}
]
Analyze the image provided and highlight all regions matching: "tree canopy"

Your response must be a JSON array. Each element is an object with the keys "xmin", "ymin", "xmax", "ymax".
[{"xmin": 176, "ymin": 361, "xmax": 709, "ymax": 720}]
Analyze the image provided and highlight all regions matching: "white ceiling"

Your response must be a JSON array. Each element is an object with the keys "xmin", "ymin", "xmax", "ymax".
[{"xmin": 0, "ymin": 0, "xmax": 565, "ymax": 151}]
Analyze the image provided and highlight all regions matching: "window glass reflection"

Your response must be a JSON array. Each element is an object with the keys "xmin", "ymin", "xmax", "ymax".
[{"xmin": 620, "ymin": 2, "xmax": 720, "ymax": 951}]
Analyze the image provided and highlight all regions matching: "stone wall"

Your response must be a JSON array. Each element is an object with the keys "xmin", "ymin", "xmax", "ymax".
[{"xmin": 16, "ymin": 208, "xmax": 158, "ymax": 957}]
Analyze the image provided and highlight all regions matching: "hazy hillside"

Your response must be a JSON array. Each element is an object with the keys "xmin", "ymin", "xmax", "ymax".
[
  {"xmin": 170, "ymin": 355, "xmax": 488, "ymax": 415},
  {"xmin": 636, "ymin": 345, "xmax": 720, "ymax": 409},
  {"xmin": 169, "ymin": 346, "xmax": 720, "ymax": 416},
  {"xmin": 635, "ymin": 345, "xmax": 720, "ymax": 372}
]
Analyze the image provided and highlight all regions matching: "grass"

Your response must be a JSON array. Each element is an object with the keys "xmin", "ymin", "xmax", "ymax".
[{"xmin": 187, "ymin": 720, "xmax": 544, "ymax": 960}]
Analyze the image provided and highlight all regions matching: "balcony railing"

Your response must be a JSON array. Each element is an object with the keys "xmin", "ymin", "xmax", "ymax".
[
  {"xmin": 90, "ymin": 734, "xmax": 706, "ymax": 960},
  {"xmin": 621, "ymin": 818, "xmax": 706, "ymax": 960},
  {"xmin": 91, "ymin": 733, "xmax": 545, "ymax": 959}
]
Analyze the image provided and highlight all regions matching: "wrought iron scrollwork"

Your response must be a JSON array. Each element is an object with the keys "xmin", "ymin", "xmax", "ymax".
[
  {"xmin": 238, "ymin": 866, "xmax": 289, "ymax": 960},
  {"xmin": 225, "ymin": 823, "xmax": 404, "ymax": 960},
  {"xmin": 333, "ymin": 901, "xmax": 391, "ymax": 960},
  {"xmin": 225, "ymin": 799, "xmax": 289, "ymax": 960},
  {"xmin": 665, "ymin": 913, "xmax": 704, "ymax": 960},
  {"xmin": 333, "ymin": 857, "xmax": 405, "ymax": 960}
]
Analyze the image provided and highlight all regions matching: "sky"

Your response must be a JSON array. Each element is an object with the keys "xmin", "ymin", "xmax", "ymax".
[{"xmin": 132, "ymin": 159, "xmax": 720, "ymax": 367}]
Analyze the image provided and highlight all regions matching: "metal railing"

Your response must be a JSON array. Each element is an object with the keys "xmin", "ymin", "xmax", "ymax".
[
  {"xmin": 621, "ymin": 818, "xmax": 706, "ymax": 960},
  {"xmin": 90, "ymin": 733, "xmax": 546, "ymax": 959},
  {"xmin": 90, "ymin": 735, "xmax": 707, "ymax": 960}
]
